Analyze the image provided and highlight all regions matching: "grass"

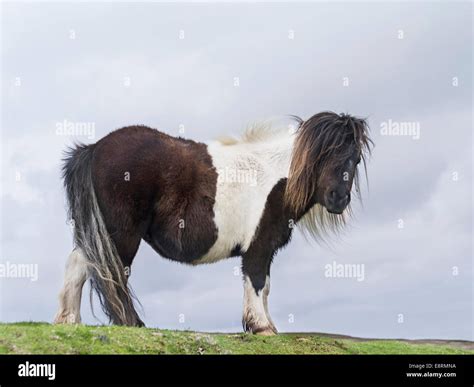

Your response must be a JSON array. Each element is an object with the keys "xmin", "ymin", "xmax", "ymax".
[{"xmin": 0, "ymin": 322, "xmax": 472, "ymax": 355}]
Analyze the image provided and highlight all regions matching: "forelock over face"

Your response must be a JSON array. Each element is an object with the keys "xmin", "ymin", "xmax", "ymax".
[
  {"xmin": 312, "ymin": 113, "xmax": 371, "ymax": 214},
  {"xmin": 285, "ymin": 111, "xmax": 372, "ymax": 218}
]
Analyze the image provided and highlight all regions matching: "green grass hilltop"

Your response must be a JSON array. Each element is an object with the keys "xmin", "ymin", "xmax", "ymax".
[{"xmin": 0, "ymin": 322, "xmax": 472, "ymax": 355}]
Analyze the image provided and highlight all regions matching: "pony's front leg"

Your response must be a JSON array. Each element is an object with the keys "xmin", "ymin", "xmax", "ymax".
[{"xmin": 241, "ymin": 254, "xmax": 277, "ymax": 335}]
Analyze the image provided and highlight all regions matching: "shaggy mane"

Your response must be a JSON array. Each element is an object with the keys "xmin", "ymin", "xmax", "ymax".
[
  {"xmin": 215, "ymin": 112, "xmax": 372, "ymax": 242},
  {"xmin": 217, "ymin": 118, "xmax": 299, "ymax": 146},
  {"xmin": 285, "ymin": 112, "xmax": 373, "ymax": 241}
]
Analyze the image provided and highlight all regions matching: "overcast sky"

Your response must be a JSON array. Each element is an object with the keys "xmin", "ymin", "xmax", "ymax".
[{"xmin": 1, "ymin": 1, "xmax": 472, "ymax": 340}]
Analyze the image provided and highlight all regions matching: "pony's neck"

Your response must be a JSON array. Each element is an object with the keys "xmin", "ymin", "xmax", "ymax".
[
  {"xmin": 251, "ymin": 131, "xmax": 295, "ymax": 179},
  {"xmin": 251, "ymin": 133, "xmax": 320, "ymax": 222},
  {"xmin": 293, "ymin": 196, "xmax": 319, "ymax": 222}
]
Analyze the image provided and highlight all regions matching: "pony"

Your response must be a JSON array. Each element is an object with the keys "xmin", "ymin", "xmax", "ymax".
[{"xmin": 54, "ymin": 111, "xmax": 372, "ymax": 335}]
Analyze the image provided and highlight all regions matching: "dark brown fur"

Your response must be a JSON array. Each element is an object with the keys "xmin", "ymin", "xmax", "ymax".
[
  {"xmin": 60, "ymin": 112, "xmax": 371, "ymax": 331},
  {"xmin": 92, "ymin": 126, "xmax": 218, "ymax": 266}
]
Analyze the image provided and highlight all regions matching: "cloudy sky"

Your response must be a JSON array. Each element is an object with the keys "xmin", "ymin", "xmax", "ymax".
[{"xmin": 1, "ymin": 1, "xmax": 472, "ymax": 340}]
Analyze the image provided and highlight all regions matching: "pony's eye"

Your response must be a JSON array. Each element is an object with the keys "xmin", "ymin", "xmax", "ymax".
[{"xmin": 356, "ymin": 156, "xmax": 362, "ymax": 164}]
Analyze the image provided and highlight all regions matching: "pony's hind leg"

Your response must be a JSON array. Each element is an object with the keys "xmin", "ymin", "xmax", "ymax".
[{"xmin": 54, "ymin": 248, "xmax": 88, "ymax": 324}]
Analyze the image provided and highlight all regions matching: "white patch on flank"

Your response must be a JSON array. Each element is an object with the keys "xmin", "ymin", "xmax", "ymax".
[
  {"xmin": 54, "ymin": 248, "xmax": 88, "ymax": 324},
  {"xmin": 195, "ymin": 122, "xmax": 295, "ymax": 264}
]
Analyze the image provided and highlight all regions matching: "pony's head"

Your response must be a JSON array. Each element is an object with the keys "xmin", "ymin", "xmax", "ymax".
[{"xmin": 285, "ymin": 112, "xmax": 372, "ymax": 235}]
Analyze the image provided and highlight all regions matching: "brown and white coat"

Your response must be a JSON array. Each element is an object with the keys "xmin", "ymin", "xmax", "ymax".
[{"xmin": 54, "ymin": 112, "xmax": 372, "ymax": 335}]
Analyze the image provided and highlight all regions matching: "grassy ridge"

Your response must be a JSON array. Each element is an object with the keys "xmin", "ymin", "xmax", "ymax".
[{"xmin": 0, "ymin": 322, "xmax": 471, "ymax": 355}]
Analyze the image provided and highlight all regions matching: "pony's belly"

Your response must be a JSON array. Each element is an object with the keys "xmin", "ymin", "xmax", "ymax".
[
  {"xmin": 190, "ymin": 196, "xmax": 259, "ymax": 265},
  {"xmin": 191, "ymin": 249, "xmax": 230, "ymax": 265},
  {"xmin": 191, "ymin": 238, "xmax": 242, "ymax": 265},
  {"xmin": 191, "ymin": 214, "xmax": 244, "ymax": 264},
  {"xmin": 145, "ymin": 225, "xmax": 219, "ymax": 265}
]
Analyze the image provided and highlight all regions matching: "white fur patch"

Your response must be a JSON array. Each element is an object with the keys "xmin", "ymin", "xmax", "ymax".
[
  {"xmin": 194, "ymin": 125, "xmax": 294, "ymax": 264},
  {"xmin": 54, "ymin": 248, "xmax": 88, "ymax": 324},
  {"xmin": 243, "ymin": 275, "xmax": 273, "ymax": 330}
]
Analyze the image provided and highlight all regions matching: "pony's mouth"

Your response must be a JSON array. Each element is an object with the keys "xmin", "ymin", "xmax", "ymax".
[
  {"xmin": 326, "ymin": 207, "xmax": 345, "ymax": 215},
  {"xmin": 325, "ymin": 201, "xmax": 348, "ymax": 215}
]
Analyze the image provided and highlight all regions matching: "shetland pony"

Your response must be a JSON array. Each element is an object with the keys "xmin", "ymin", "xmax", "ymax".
[{"xmin": 54, "ymin": 111, "xmax": 372, "ymax": 335}]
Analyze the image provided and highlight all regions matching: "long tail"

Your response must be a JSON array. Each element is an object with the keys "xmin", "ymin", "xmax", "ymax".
[{"xmin": 62, "ymin": 144, "xmax": 144, "ymax": 326}]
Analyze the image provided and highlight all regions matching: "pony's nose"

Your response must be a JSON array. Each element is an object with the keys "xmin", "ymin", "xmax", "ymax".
[{"xmin": 328, "ymin": 190, "xmax": 350, "ymax": 206}]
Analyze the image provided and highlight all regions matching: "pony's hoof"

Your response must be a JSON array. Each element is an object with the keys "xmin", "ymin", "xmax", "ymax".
[
  {"xmin": 255, "ymin": 329, "xmax": 277, "ymax": 336},
  {"xmin": 246, "ymin": 325, "xmax": 278, "ymax": 336},
  {"xmin": 243, "ymin": 319, "xmax": 278, "ymax": 336},
  {"xmin": 53, "ymin": 312, "xmax": 80, "ymax": 324}
]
